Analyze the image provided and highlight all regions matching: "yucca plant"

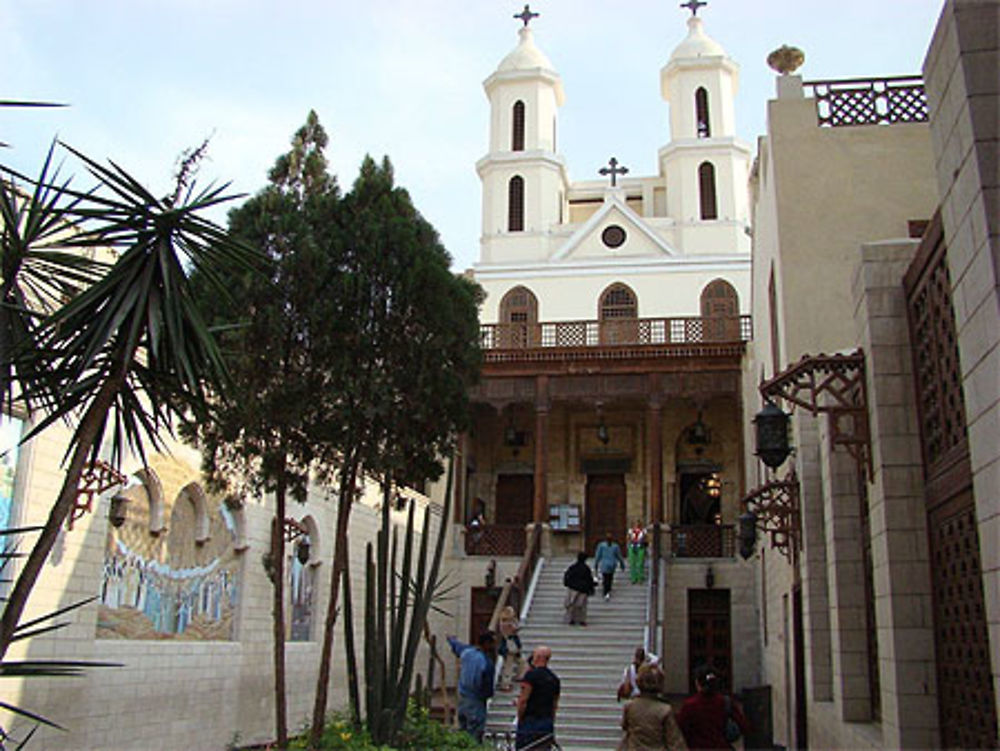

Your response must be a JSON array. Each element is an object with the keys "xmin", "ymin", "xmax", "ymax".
[{"xmin": 0, "ymin": 141, "xmax": 263, "ymax": 664}]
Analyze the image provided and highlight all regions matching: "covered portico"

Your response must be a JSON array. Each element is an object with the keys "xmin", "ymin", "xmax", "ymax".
[{"xmin": 455, "ymin": 315, "xmax": 749, "ymax": 559}]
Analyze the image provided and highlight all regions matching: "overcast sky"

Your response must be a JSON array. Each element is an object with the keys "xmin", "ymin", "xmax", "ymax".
[{"xmin": 2, "ymin": 0, "xmax": 944, "ymax": 272}]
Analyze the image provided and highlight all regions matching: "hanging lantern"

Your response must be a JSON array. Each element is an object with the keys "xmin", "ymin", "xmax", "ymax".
[
  {"xmin": 108, "ymin": 493, "xmax": 129, "ymax": 528},
  {"xmin": 738, "ymin": 510, "xmax": 758, "ymax": 560},
  {"xmin": 597, "ymin": 420, "xmax": 610, "ymax": 445},
  {"xmin": 754, "ymin": 400, "xmax": 791, "ymax": 469}
]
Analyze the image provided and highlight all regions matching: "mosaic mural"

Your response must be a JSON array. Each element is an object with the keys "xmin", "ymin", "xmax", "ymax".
[{"xmin": 97, "ymin": 458, "xmax": 242, "ymax": 640}]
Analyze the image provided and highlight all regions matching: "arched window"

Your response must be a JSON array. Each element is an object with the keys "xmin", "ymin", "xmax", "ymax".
[
  {"xmin": 698, "ymin": 161, "xmax": 718, "ymax": 220},
  {"xmin": 498, "ymin": 286, "xmax": 539, "ymax": 347},
  {"xmin": 500, "ymin": 285, "xmax": 538, "ymax": 324},
  {"xmin": 512, "ymin": 101, "xmax": 525, "ymax": 151},
  {"xmin": 695, "ymin": 87, "xmax": 711, "ymax": 138},
  {"xmin": 508, "ymin": 176, "xmax": 524, "ymax": 232},
  {"xmin": 700, "ymin": 278, "xmax": 739, "ymax": 341},
  {"xmin": 599, "ymin": 283, "xmax": 639, "ymax": 344},
  {"xmin": 700, "ymin": 278, "xmax": 739, "ymax": 318}
]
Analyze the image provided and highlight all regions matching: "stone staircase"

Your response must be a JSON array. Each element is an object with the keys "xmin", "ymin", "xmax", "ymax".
[{"xmin": 487, "ymin": 556, "xmax": 648, "ymax": 751}]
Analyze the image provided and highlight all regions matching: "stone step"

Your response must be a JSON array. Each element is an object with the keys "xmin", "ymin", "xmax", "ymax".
[{"xmin": 487, "ymin": 558, "xmax": 647, "ymax": 751}]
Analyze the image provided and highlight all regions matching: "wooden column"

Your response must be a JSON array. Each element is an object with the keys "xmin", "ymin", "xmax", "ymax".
[
  {"xmin": 532, "ymin": 376, "xmax": 550, "ymax": 523},
  {"xmin": 648, "ymin": 398, "xmax": 663, "ymax": 525}
]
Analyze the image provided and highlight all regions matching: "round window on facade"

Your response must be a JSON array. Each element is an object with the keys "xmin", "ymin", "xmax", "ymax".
[{"xmin": 602, "ymin": 224, "xmax": 627, "ymax": 249}]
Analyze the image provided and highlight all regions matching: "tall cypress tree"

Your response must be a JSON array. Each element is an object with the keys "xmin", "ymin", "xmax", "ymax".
[
  {"xmin": 309, "ymin": 155, "xmax": 482, "ymax": 747},
  {"xmin": 183, "ymin": 111, "xmax": 343, "ymax": 751}
]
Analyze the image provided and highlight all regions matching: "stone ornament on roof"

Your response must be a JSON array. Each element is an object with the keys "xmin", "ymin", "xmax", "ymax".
[{"xmin": 767, "ymin": 45, "xmax": 806, "ymax": 75}]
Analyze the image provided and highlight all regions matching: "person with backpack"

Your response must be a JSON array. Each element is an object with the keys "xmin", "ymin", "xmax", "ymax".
[{"xmin": 676, "ymin": 664, "xmax": 748, "ymax": 750}]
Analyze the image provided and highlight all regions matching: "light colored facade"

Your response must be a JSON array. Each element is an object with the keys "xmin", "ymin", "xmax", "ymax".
[
  {"xmin": 741, "ymin": 1, "xmax": 998, "ymax": 748},
  {"xmin": 1, "ymin": 415, "xmax": 447, "ymax": 750}
]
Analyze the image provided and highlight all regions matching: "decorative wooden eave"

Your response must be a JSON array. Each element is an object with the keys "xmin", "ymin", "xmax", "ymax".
[
  {"xmin": 741, "ymin": 469, "xmax": 800, "ymax": 561},
  {"xmin": 760, "ymin": 349, "xmax": 873, "ymax": 481},
  {"xmin": 70, "ymin": 460, "xmax": 127, "ymax": 529}
]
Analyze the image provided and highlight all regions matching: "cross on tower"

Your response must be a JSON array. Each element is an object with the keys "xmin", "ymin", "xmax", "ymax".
[
  {"xmin": 599, "ymin": 157, "xmax": 629, "ymax": 187},
  {"xmin": 514, "ymin": 4, "xmax": 539, "ymax": 27},
  {"xmin": 681, "ymin": 0, "xmax": 708, "ymax": 16}
]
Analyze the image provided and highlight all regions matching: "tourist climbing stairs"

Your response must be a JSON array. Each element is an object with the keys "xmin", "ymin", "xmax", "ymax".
[{"xmin": 486, "ymin": 556, "xmax": 648, "ymax": 751}]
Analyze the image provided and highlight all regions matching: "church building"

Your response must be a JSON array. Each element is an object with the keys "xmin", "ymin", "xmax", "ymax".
[{"xmin": 457, "ymin": 5, "xmax": 759, "ymax": 695}]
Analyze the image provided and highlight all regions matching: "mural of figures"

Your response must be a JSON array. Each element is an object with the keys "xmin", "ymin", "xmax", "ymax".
[
  {"xmin": 97, "ymin": 458, "xmax": 243, "ymax": 641},
  {"xmin": 288, "ymin": 551, "xmax": 314, "ymax": 641}
]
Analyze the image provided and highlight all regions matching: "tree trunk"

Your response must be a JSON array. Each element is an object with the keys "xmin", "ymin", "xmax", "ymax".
[
  {"xmin": 309, "ymin": 452, "xmax": 358, "ymax": 748},
  {"xmin": 341, "ymin": 559, "xmax": 361, "ymax": 727},
  {"xmin": 0, "ymin": 366, "xmax": 124, "ymax": 660},
  {"xmin": 272, "ymin": 470, "xmax": 289, "ymax": 749}
]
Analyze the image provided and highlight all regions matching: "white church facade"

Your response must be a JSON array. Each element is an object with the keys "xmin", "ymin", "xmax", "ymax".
[{"xmin": 458, "ymin": 8, "xmax": 759, "ymax": 697}]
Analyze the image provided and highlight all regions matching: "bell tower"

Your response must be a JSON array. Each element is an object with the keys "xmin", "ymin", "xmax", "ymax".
[
  {"xmin": 476, "ymin": 6, "xmax": 569, "ymax": 264},
  {"xmin": 658, "ymin": 3, "xmax": 751, "ymax": 253}
]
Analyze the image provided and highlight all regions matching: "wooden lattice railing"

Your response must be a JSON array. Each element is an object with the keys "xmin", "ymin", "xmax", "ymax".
[
  {"xmin": 805, "ymin": 76, "xmax": 928, "ymax": 127},
  {"xmin": 465, "ymin": 523, "xmax": 527, "ymax": 557},
  {"xmin": 487, "ymin": 524, "xmax": 543, "ymax": 633},
  {"xmin": 668, "ymin": 524, "xmax": 736, "ymax": 558},
  {"xmin": 481, "ymin": 315, "xmax": 751, "ymax": 350}
]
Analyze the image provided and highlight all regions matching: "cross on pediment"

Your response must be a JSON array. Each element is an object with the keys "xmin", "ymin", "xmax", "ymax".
[
  {"xmin": 514, "ymin": 4, "xmax": 539, "ymax": 27},
  {"xmin": 681, "ymin": 0, "xmax": 708, "ymax": 16},
  {"xmin": 599, "ymin": 157, "xmax": 629, "ymax": 187}
]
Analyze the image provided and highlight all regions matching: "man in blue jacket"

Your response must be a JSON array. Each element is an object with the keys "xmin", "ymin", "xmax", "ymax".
[
  {"xmin": 447, "ymin": 631, "xmax": 497, "ymax": 742},
  {"xmin": 594, "ymin": 531, "xmax": 626, "ymax": 601}
]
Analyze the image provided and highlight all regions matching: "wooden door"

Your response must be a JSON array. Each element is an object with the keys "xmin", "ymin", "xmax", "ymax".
[
  {"xmin": 470, "ymin": 586, "xmax": 500, "ymax": 643},
  {"xmin": 585, "ymin": 474, "xmax": 626, "ymax": 555},
  {"xmin": 495, "ymin": 474, "xmax": 533, "ymax": 526},
  {"xmin": 688, "ymin": 589, "xmax": 732, "ymax": 693}
]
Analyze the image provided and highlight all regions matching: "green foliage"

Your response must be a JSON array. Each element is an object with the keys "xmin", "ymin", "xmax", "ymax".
[
  {"xmin": 289, "ymin": 703, "xmax": 486, "ymax": 751},
  {"xmin": 0, "ymin": 139, "xmax": 258, "ymax": 677},
  {"xmin": 181, "ymin": 110, "xmax": 342, "ymax": 503}
]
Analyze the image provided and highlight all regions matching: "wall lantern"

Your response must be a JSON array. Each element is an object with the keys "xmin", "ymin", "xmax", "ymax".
[
  {"xmin": 68, "ymin": 460, "xmax": 127, "ymax": 530},
  {"xmin": 738, "ymin": 470, "xmax": 800, "ymax": 561},
  {"xmin": 705, "ymin": 566, "xmax": 715, "ymax": 589},
  {"xmin": 108, "ymin": 493, "xmax": 130, "ymax": 528},
  {"xmin": 738, "ymin": 510, "xmax": 758, "ymax": 560},
  {"xmin": 504, "ymin": 423, "xmax": 518, "ymax": 447},
  {"xmin": 753, "ymin": 400, "xmax": 792, "ymax": 469}
]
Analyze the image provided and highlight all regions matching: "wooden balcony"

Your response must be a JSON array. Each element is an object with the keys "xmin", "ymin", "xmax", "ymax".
[
  {"xmin": 668, "ymin": 524, "xmax": 736, "ymax": 559},
  {"xmin": 479, "ymin": 316, "xmax": 751, "ymax": 370},
  {"xmin": 465, "ymin": 524, "xmax": 527, "ymax": 557}
]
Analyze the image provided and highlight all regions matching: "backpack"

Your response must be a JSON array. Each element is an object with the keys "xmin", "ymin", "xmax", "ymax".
[{"xmin": 723, "ymin": 695, "xmax": 742, "ymax": 743}]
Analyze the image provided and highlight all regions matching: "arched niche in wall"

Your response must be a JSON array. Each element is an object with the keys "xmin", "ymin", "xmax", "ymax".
[
  {"xmin": 134, "ymin": 467, "xmax": 166, "ymax": 535},
  {"xmin": 178, "ymin": 482, "xmax": 211, "ymax": 544},
  {"xmin": 223, "ymin": 495, "xmax": 249, "ymax": 552}
]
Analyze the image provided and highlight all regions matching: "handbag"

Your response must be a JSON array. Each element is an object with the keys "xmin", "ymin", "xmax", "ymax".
[{"xmin": 724, "ymin": 695, "xmax": 742, "ymax": 743}]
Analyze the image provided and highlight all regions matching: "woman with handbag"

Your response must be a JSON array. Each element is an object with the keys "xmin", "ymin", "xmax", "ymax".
[
  {"xmin": 620, "ymin": 664, "xmax": 688, "ymax": 751},
  {"xmin": 676, "ymin": 665, "xmax": 748, "ymax": 750}
]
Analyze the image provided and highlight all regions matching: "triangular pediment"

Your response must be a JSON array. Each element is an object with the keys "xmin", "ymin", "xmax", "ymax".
[{"xmin": 553, "ymin": 192, "xmax": 676, "ymax": 262}]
